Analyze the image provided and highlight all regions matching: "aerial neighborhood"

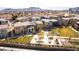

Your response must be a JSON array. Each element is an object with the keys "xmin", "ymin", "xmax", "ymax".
[{"xmin": 0, "ymin": 7, "xmax": 79, "ymax": 50}]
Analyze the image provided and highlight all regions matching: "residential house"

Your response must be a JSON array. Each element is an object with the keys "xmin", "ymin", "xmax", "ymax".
[
  {"xmin": 0, "ymin": 19, "xmax": 9, "ymax": 25},
  {"xmin": 0, "ymin": 25, "xmax": 8, "ymax": 38},
  {"xmin": 42, "ymin": 19, "xmax": 53, "ymax": 30},
  {"xmin": 33, "ymin": 21, "xmax": 43, "ymax": 32},
  {"xmin": 22, "ymin": 21, "xmax": 36, "ymax": 34},
  {"xmin": 0, "ymin": 19, "xmax": 13, "ymax": 38},
  {"xmin": 74, "ymin": 22, "xmax": 79, "ymax": 31},
  {"xmin": 13, "ymin": 22, "xmax": 24, "ymax": 35},
  {"xmin": 0, "ymin": 14, "xmax": 12, "ymax": 21},
  {"xmin": 61, "ymin": 18, "xmax": 71, "ymax": 26},
  {"xmin": 31, "ymin": 16, "xmax": 41, "ymax": 21},
  {"xmin": 42, "ymin": 19, "xmax": 58, "ymax": 30},
  {"xmin": 16, "ymin": 17, "xmax": 28, "ymax": 22},
  {"xmin": 51, "ymin": 19, "xmax": 59, "ymax": 27},
  {"xmin": 69, "ymin": 7, "xmax": 79, "ymax": 14},
  {"xmin": 73, "ymin": 15, "xmax": 79, "ymax": 21}
]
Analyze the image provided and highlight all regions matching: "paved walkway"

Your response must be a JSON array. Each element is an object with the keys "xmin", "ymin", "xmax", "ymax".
[
  {"xmin": 52, "ymin": 36, "xmax": 57, "ymax": 45},
  {"xmin": 57, "ymin": 39, "xmax": 62, "ymax": 46},
  {"xmin": 43, "ymin": 31, "xmax": 49, "ymax": 45},
  {"xmin": 30, "ymin": 34, "xmax": 38, "ymax": 44},
  {"xmin": 30, "ymin": 31, "xmax": 63, "ymax": 46}
]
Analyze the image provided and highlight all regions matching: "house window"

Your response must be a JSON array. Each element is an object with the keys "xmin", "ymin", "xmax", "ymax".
[
  {"xmin": 28, "ymin": 29, "xmax": 30, "ymax": 32},
  {"xmin": 49, "ymin": 42, "xmax": 51, "ymax": 44},
  {"xmin": 35, "ymin": 38, "xmax": 37, "ymax": 40},
  {"xmin": 5, "ymin": 21, "xmax": 8, "ymax": 24},
  {"xmin": 0, "ymin": 21, "xmax": 1, "ymax": 25},
  {"xmin": 32, "ymin": 28, "xmax": 33, "ymax": 31},
  {"xmin": 31, "ymin": 28, "xmax": 33, "ymax": 32}
]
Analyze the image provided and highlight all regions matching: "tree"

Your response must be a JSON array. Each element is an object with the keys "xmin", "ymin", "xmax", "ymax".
[
  {"xmin": 11, "ymin": 15, "xmax": 18, "ymax": 21},
  {"xmin": 68, "ymin": 19, "xmax": 76, "ymax": 27},
  {"xmin": 29, "ymin": 17, "xmax": 32, "ymax": 22}
]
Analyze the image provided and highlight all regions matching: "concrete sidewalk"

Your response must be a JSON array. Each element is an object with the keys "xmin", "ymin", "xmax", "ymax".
[{"xmin": 30, "ymin": 31, "xmax": 63, "ymax": 46}]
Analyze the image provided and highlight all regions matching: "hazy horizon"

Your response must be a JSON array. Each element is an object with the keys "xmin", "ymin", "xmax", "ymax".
[
  {"xmin": 0, "ymin": 0, "xmax": 79, "ymax": 10},
  {"xmin": 0, "ymin": 7, "xmax": 74, "ymax": 10}
]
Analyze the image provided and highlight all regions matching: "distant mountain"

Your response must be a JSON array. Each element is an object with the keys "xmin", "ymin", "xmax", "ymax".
[
  {"xmin": 69, "ymin": 7, "xmax": 79, "ymax": 14},
  {"xmin": 69, "ymin": 7, "xmax": 79, "ymax": 11},
  {"xmin": 0, "ymin": 7, "xmax": 42, "ymax": 12},
  {"xmin": 28, "ymin": 7, "xmax": 41, "ymax": 11}
]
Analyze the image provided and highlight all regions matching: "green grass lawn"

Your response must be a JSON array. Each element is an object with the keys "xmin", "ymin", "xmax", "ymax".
[
  {"xmin": 49, "ymin": 26, "xmax": 79, "ymax": 37},
  {"xmin": 0, "ymin": 35, "xmax": 32, "ymax": 44},
  {"xmin": 73, "ymin": 41, "xmax": 79, "ymax": 45},
  {"xmin": 70, "ymin": 40, "xmax": 79, "ymax": 45}
]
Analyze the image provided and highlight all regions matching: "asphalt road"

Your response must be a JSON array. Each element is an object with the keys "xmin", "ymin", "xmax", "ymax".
[{"xmin": 0, "ymin": 46, "xmax": 35, "ymax": 51}]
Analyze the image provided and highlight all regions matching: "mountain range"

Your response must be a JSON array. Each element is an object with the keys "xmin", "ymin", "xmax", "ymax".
[
  {"xmin": 69, "ymin": 7, "xmax": 79, "ymax": 11},
  {"xmin": 0, "ymin": 7, "xmax": 78, "ymax": 12},
  {"xmin": 0, "ymin": 7, "xmax": 42, "ymax": 12}
]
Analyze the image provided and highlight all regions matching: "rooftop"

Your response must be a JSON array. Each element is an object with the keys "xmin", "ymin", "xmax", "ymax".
[
  {"xmin": 76, "ymin": 22, "xmax": 79, "ymax": 24},
  {"xmin": 14, "ymin": 22, "xmax": 23, "ymax": 27},
  {"xmin": 14, "ymin": 21, "xmax": 36, "ymax": 27},
  {"xmin": 42, "ymin": 19, "xmax": 58, "ymax": 22},
  {"xmin": 22, "ymin": 21, "xmax": 35, "ymax": 26},
  {"xmin": 51, "ymin": 19, "xmax": 58, "ymax": 22},
  {"xmin": 16, "ymin": 17, "xmax": 27, "ymax": 20},
  {"xmin": 33, "ymin": 21, "xmax": 43, "ymax": 24},
  {"xmin": 62, "ymin": 18, "xmax": 71, "ymax": 20},
  {"xmin": 0, "ymin": 19, "xmax": 8, "ymax": 21},
  {"xmin": 31, "ymin": 16, "xmax": 41, "ymax": 19}
]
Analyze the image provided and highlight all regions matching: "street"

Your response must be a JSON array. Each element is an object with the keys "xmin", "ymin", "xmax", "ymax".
[{"xmin": 0, "ymin": 46, "xmax": 35, "ymax": 51}]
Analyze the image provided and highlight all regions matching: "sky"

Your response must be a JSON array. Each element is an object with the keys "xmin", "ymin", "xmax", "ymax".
[{"xmin": 0, "ymin": 0, "xmax": 79, "ymax": 10}]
